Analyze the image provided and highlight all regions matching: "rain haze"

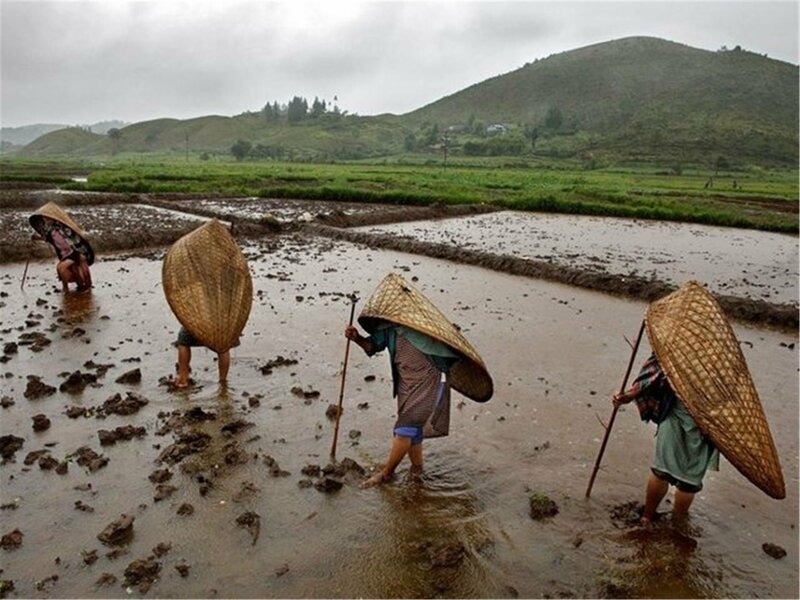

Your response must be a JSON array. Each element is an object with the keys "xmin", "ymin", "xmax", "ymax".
[{"xmin": 1, "ymin": 1, "xmax": 799, "ymax": 128}]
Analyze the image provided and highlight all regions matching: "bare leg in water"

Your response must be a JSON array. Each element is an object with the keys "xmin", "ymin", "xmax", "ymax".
[
  {"xmin": 642, "ymin": 472, "xmax": 669, "ymax": 524},
  {"xmin": 217, "ymin": 350, "xmax": 230, "ymax": 385},
  {"xmin": 362, "ymin": 435, "xmax": 421, "ymax": 488},
  {"xmin": 176, "ymin": 346, "xmax": 191, "ymax": 388}
]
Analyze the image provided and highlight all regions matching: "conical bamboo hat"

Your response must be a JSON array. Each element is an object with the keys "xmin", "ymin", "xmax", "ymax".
[
  {"xmin": 645, "ymin": 281, "xmax": 785, "ymax": 499},
  {"xmin": 29, "ymin": 202, "xmax": 95, "ymax": 265},
  {"xmin": 162, "ymin": 219, "xmax": 253, "ymax": 353},
  {"xmin": 358, "ymin": 272, "xmax": 493, "ymax": 403}
]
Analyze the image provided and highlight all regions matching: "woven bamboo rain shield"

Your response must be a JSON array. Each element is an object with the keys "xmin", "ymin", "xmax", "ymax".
[
  {"xmin": 29, "ymin": 201, "xmax": 95, "ymax": 265},
  {"xmin": 359, "ymin": 272, "xmax": 493, "ymax": 402},
  {"xmin": 645, "ymin": 281, "xmax": 785, "ymax": 499},
  {"xmin": 162, "ymin": 219, "xmax": 253, "ymax": 354}
]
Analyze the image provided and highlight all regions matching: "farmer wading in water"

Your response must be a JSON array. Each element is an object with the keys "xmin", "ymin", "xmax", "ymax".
[{"xmin": 347, "ymin": 273, "xmax": 494, "ymax": 488}]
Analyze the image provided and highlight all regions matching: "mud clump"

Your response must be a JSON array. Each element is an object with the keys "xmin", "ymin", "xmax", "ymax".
[
  {"xmin": 762, "ymin": 542, "xmax": 787, "ymax": 559},
  {"xmin": 610, "ymin": 501, "xmax": 645, "ymax": 528},
  {"xmin": 0, "ymin": 579, "xmax": 15, "ymax": 598},
  {"xmin": 148, "ymin": 468, "xmax": 173, "ymax": 484},
  {"xmin": 0, "ymin": 529, "xmax": 23, "ymax": 550},
  {"xmin": 65, "ymin": 405, "xmax": 90, "ymax": 418},
  {"xmin": 263, "ymin": 455, "xmax": 289, "ymax": 477},
  {"xmin": 3, "ymin": 342, "xmax": 17, "ymax": 356},
  {"xmin": 115, "ymin": 368, "xmax": 142, "ymax": 385},
  {"xmin": 325, "ymin": 404, "xmax": 342, "ymax": 420},
  {"xmin": 32, "ymin": 414, "xmax": 51, "ymax": 432},
  {"xmin": 17, "ymin": 331, "xmax": 51, "ymax": 352},
  {"xmin": 124, "ymin": 557, "xmax": 161, "ymax": 593},
  {"xmin": 0, "ymin": 435, "xmax": 24, "ymax": 460},
  {"xmin": 175, "ymin": 563, "xmax": 191, "ymax": 577},
  {"xmin": 69, "ymin": 446, "xmax": 109, "ymax": 472},
  {"xmin": 177, "ymin": 503, "xmax": 194, "ymax": 516},
  {"xmin": 97, "ymin": 514, "xmax": 134, "ymax": 546},
  {"xmin": 314, "ymin": 476, "xmax": 344, "ymax": 493},
  {"xmin": 59, "ymin": 370, "xmax": 98, "ymax": 394},
  {"xmin": 98, "ymin": 392, "xmax": 149, "ymax": 416},
  {"xmin": 221, "ymin": 419, "xmax": 255, "ymax": 436},
  {"xmin": 259, "ymin": 355, "xmax": 298, "ymax": 375},
  {"xmin": 529, "ymin": 493, "xmax": 559, "ymax": 520},
  {"xmin": 0, "ymin": 397, "xmax": 14, "ymax": 409},
  {"xmin": 24, "ymin": 375, "xmax": 56, "ymax": 400},
  {"xmin": 236, "ymin": 511, "xmax": 261, "ymax": 545},
  {"xmin": 158, "ymin": 432, "xmax": 211, "ymax": 465},
  {"xmin": 95, "ymin": 573, "xmax": 117, "ymax": 587},
  {"xmin": 154, "ymin": 485, "xmax": 178, "ymax": 502},
  {"xmin": 97, "ymin": 425, "xmax": 146, "ymax": 446}
]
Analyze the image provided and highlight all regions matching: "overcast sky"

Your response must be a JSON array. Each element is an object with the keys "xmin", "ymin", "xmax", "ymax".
[{"xmin": 1, "ymin": 0, "xmax": 797, "ymax": 128}]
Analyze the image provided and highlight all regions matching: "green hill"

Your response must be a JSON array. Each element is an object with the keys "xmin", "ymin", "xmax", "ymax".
[
  {"xmin": 406, "ymin": 36, "xmax": 798, "ymax": 164},
  {"xmin": 17, "ymin": 36, "xmax": 799, "ymax": 166}
]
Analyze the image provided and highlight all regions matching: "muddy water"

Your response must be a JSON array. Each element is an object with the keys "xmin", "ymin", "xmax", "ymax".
[
  {"xmin": 174, "ymin": 197, "xmax": 390, "ymax": 223},
  {"xmin": 357, "ymin": 211, "xmax": 799, "ymax": 306},
  {"xmin": 0, "ymin": 237, "xmax": 797, "ymax": 598}
]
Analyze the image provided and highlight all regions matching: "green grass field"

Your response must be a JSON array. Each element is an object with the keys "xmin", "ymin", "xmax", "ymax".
[{"xmin": 1, "ymin": 156, "xmax": 797, "ymax": 233}]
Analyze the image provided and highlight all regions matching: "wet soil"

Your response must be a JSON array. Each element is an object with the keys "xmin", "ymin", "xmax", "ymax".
[{"xmin": 0, "ymin": 191, "xmax": 797, "ymax": 598}]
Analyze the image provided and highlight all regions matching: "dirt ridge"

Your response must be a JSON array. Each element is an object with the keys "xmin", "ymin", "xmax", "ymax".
[{"xmin": 309, "ymin": 225, "xmax": 798, "ymax": 331}]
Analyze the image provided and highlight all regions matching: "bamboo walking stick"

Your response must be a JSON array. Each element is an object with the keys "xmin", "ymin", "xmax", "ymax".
[
  {"xmin": 330, "ymin": 294, "xmax": 358, "ymax": 461},
  {"xmin": 585, "ymin": 319, "xmax": 646, "ymax": 498},
  {"xmin": 20, "ymin": 258, "xmax": 31, "ymax": 290}
]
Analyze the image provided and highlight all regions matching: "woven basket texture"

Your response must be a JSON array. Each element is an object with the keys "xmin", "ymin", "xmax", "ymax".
[
  {"xmin": 162, "ymin": 219, "xmax": 252, "ymax": 353},
  {"xmin": 358, "ymin": 272, "xmax": 493, "ymax": 402},
  {"xmin": 645, "ymin": 281, "xmax": 785, "ymax": 499},
  {"xmin": 29, "ymin": 201, "xmax": 95, "ymax": 265}
]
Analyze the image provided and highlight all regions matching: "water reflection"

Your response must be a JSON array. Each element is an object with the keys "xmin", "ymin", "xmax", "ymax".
[
  {"xmin": 600, "ymin": 519, "xmax": 723, "ymax": 599},
  {"xmin": 60, "ymin": 288, "xmax": 97, "ymax": 322},
  {"xmin": 351, "ymin": 455, "xmax": 499, "ymax": 598}
]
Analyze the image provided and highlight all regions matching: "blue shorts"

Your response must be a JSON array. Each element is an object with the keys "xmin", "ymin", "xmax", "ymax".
[{"xmin": 394, "ymin": 426, "xmax": 423, "ymax": 446}]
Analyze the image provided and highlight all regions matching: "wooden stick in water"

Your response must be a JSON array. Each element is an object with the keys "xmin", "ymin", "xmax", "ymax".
[{"xmin": 330, "ymin": 294, "xmax": 358, "ymax": 461}]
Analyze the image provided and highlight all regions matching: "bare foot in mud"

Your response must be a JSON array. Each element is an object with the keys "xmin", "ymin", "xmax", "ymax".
[{"xmin": 360, "ymin": 471, "xmax": 391, "ymax": 489}]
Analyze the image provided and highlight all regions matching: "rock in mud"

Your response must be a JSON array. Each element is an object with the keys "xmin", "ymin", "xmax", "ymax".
[
  {"xmin": 0, "ymin": 529, "xmax": 23, "ymax": 550},
  {"xmin": 0, "ymin": 435, "xmax": 24, "ymax": 460},
  {"xmin": 59, "ymin": 370, "xmax": 97, "ymax": 394},
  {"xmin": 314, "ymin": 477, "xmax": 344, "ymax": 493},
  {"xmin": 762, "ymin": 542, "xmax": 787, "ymax": 559},
  {"xmin": 529, "ymin": 493, "xmax": 559, "ymax": 520},
  {"xmin": 24, "ymin": 375, "xmax": 56, "ymax": 400},
  {"xmin": 115, "ymin": 368, "xmax": 142, "ymax": 385},
  {"xmin": 236, "ymin": 511, "xmax": 261, "ymax": 545},
  {"xmin": 32, "ymin": 414, "xmax": 51, "ymax": 431},
  {"xmin": 97, "ymin": 514, "xmax": 134, "ymax": 546}
]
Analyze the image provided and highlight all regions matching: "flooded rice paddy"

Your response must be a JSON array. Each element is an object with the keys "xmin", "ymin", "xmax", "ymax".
[
  {"xmin": 0, "ymin": 193, "xmax": 797, "ymax": 599},
  {"xmin": 356, "ymin": 211, "xmax": 799, "ymax": 306}
]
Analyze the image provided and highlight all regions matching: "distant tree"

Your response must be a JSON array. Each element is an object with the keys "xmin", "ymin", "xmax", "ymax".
[
  {"xmin": 403, "ymin": 133, "xmax": 417, "ymax": 152},
  {"xmin": 287, "ymin": 96, "xmax": 309, "ymax": 123},
  {"xmin": 523, "ymin": 123, "xmax": 539, "ymax": 150},
  {"xmin": 107, "ymin": 128, "xmax": 122, "ymax": 154},
  {"xmin": 263, "ymin": 102, "xmax": 280, "ymax": 122},
  {"xmin": 544, "ymin": 107, "xmax": 563, "ymax": 131},
  {"xmin": 231, "ymin": 139, "xmax": 252, "ymax": 161},
  {"xmin": 310, "ymin": 97, "xmax": 327, "ymax": 118}
]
